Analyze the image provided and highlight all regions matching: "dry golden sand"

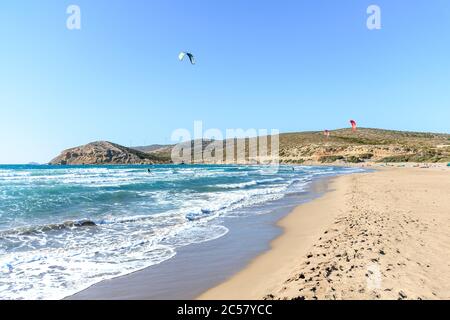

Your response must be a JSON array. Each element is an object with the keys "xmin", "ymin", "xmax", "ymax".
[{"xmin": 198, "ymin": 166, "xmax": 450, "ymax": 300}]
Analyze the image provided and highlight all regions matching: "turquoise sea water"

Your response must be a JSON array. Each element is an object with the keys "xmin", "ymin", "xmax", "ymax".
[{"xmin": 0, "ymin": 164, "xmax": 363, "ymax": 299}]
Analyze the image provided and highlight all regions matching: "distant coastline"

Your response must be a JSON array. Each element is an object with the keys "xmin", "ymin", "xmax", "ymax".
[{"xmin": 49, "ymin": 128, "xmax": 450, "ymax": 166}]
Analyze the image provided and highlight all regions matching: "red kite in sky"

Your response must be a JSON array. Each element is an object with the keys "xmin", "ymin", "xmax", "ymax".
[{"xmin": 350, "ymin": 120, "xmax": 357, "ymax": 132}]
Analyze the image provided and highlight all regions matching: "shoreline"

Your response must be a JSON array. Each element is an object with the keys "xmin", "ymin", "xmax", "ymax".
[
  {"xmin": 197, "ymin": 174, "xmax": 350, "ymax": 299},
  {"xmin": 198, "ymin": 165, "xmax": 450, "ymax": 300},
  {"xmin": 66, "ymin": 169, "xmax": 339, "ymax": 300}
]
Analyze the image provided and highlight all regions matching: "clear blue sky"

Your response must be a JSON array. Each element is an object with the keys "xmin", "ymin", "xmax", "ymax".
[{"xmin": 1, "ymin": 0, "xmax": 449, "ymax": 164}]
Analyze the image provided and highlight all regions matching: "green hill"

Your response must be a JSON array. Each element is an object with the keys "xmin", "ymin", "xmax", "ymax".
[
  {"xmin": 49, "ymin": 128, "xmax": 450, "ymax": 165},
  {"xmin": 277, "ymin": 128, "xmax": 450, "ymax": 164}
]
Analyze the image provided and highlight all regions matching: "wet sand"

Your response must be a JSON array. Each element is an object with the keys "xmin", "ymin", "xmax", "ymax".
[{"xmin": 199, "ymin": 166, "xmax": 450, "ymax": 300}]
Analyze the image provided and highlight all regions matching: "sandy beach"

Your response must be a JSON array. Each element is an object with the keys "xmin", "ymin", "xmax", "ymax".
[{"xmin": 199, "ymin": 165, "xmax": 450, "ymax": 300}]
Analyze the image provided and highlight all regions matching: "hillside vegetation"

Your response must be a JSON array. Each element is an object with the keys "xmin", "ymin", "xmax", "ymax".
[
  {"xmin": 145, "ymin": 128, "xmax": 450, "ymax": 164},
  {"xmin": 49, "ymin": 128, "xmax": 450, "ymax": 165},
  {"xmin": 277, "ymin": 128, "xmax": 450, "ymax": 164}
]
